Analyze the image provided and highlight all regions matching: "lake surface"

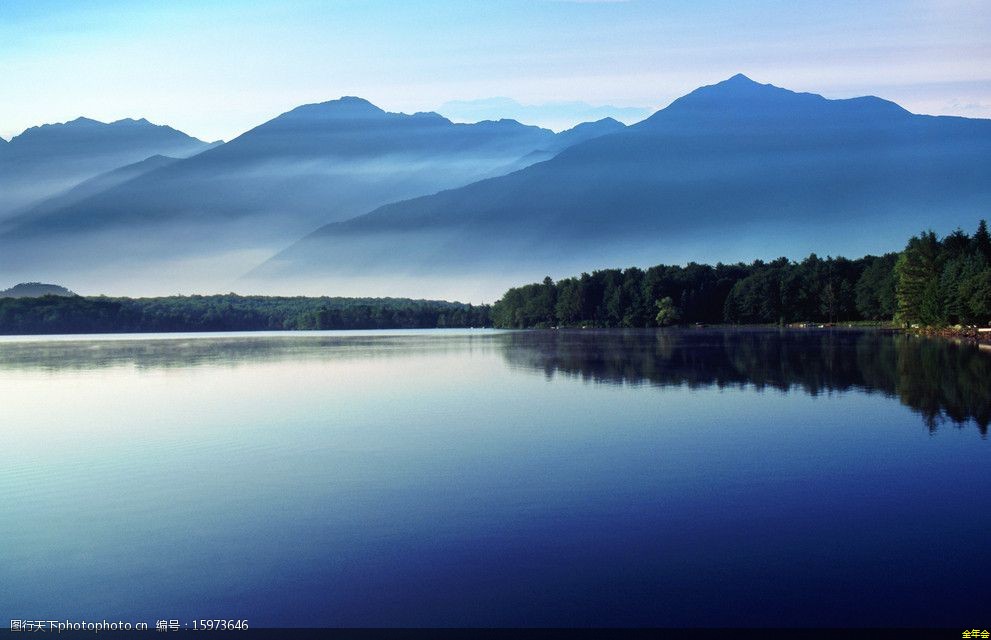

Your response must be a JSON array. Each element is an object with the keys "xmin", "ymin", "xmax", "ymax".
[{"xmin": 1, "ymin": 328, "xmax": 989, "ymax": 627}]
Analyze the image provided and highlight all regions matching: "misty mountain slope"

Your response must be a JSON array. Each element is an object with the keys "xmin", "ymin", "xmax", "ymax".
[
  {"xmin": 5, "ymin": 99, "xmax": 560, "ymax": 240},
  {"xmin": 0, "ymin": 98, "xmax": 625, "ymax": 292},
  {"xmin": 557, "ymin": 117, "xmax": 627, "ymax": 145},
  {"xmin": 0, "ymin": 117, "xmax": 214, "ymax": 217},
  {"xmin": 1, "ymin": 155, "xmax": 180, "ymax": 229},
  {"xmin": 498, "ymin": 117, "xmax": 627, "ymax": 171},
  {"xmin": 251, "ymin": 75, "xmax": 991, "ymax": 299}
]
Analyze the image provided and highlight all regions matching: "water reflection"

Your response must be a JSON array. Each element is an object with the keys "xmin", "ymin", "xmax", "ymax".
[
  {"xmin": 501, "ymin": 329, "xmax": 991, "ymax": 433},
  {"xmin": 2, "ymin": 328, "xmax": 989, "ymax": 626},
  {"xmin": 1, "ymin": 328, "xmax": 988, "ymax": 433}
]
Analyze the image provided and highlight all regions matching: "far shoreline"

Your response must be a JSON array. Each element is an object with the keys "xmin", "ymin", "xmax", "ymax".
[{"xmin": 3, "ymin": 324, "xmax": 989, "ymax": 348}]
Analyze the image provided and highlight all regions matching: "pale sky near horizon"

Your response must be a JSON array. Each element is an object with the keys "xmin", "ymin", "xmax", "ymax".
[{"xmin": 2, "ymin": 0, "xmax": 989, "ymax": 142}]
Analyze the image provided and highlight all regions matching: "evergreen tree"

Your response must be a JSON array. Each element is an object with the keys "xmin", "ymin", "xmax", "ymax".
[
  {"xmin": 895, "ymin": 232, "xmax": 942, "ymax": 326},
  {"xmin": 855, "ymin": 254, "xmax": 898, "ymax": 320},
  {"xmin": 974, "ymin": 219, "xmax": 991, "ymax": 262},
  {"xmin": 940, "ymin": 258, "xmax": 966, "ymax": 324}
]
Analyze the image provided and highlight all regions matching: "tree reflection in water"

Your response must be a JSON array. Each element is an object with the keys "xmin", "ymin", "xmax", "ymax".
[
  {"xmin": 2, "ymin": 328, "xmax": 986, "ymax": 434},
  {"xmin": 501, "ymin": 328, "xmax": 991, "ymax": 434}
]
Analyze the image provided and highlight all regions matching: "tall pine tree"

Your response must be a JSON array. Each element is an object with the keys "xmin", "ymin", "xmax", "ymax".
[{"xmin": 895, "ymin": 231, "xmax": 943, "ymax": 326}]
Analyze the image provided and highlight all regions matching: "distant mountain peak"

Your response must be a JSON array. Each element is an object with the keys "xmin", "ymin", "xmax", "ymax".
[
  {"xmin": 280, "ymin": 97, "xmax": 388, "ymax": 121},
  {"xmin": 683, "ymin": 74, "xmax": 791, "ymax": 100},
  {"xmin": 725, "ymin": 72, "xmax": 756, "ymax": 84},
  {"xmin": 566, "ymin": 116, "xmax": 623, "ymax": 130},
  {"xmin": 557, "ymin": 117, "xmax": 626, "ymax": 141},
  {"xmin": 337, "ymin": 96, "xmax": 381, "ymax": 108},
  {"xmin": 638, "ymin": 73, "xmax": 913, "ymax": 129},
  {"xmin": 110, "ymin": 117, "xmax": 153, "ymax": 126},
  {"xmin": 66, "ymin": 116, "xmax": 102, "ymax": 126},
  {"xmin": 685, "ymin": 74, "xmax": 911, "ymax": 117}
]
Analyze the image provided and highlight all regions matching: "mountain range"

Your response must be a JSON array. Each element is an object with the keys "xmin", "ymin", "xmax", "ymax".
[
  {"xmin": 1, "ymin": 74, "xmax": 989, "ymax": 300},
  {"xmin": 0, "ymin": 99, "xmax": 622, "ymax": 292},
  {"xmin": 250, "ymin": 74, "xmax": 991, "ymax": 299}
]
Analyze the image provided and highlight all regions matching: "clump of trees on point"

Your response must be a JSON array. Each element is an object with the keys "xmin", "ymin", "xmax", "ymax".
[
  {"xmin": 492, "ymin": 221, "xmax": 991, "ymax": 329},
  {"xmin": 894, "ymin": 221, "xmax": 991, "ymax": 326}
]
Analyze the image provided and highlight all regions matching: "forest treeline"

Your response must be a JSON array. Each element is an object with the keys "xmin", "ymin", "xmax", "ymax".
[
  {"xmin": 492, "ymin": 221, "xmax": 991, "ymax": 328},
  {"xmin": 2, "ymin": 222, "xmax": 988, "ymax": 335},
  {"xmin": 0, "ymin": 294, "xmax": 492, "ymax": 335}
]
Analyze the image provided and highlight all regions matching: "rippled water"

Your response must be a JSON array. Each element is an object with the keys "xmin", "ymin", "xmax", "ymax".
[{"xmin": 1, "ymin": 328, "xmax": 988, "ymax": 627}]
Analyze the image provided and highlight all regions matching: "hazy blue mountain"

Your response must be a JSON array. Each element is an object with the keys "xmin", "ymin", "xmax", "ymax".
[
  {"xmin": 0, "ymin": 117, "xmax": 214, "ymax": 216},
  {"xmin": 556, "ymin": 117, "xmax": 627, "ymax": 145},
  {"xmin": 0, "ymin": 98, "xmax": 621, "ymax": 293},
  {"xmin": 252, "ymin": 75, "xmax": 991, "ymax": 301},
  {"xmin": 5, "ymin": 98, "xmax": 560, "ymax": 240},
  {"xmin": 0, "ymin": 282, "xmax": 76, "ymax": 298},
  {"xmin": 2, "ymin": 155, "xmax": 180, "ymax": 227},
  {"xmin": 504, "ymin": 117, "xmax": 627, "ymax": 169}
]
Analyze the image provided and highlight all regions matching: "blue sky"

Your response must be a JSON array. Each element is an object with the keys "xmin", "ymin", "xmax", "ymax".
[{"xmin": 2, "ymin": 0, "xmax": 989, "ymax": 141}]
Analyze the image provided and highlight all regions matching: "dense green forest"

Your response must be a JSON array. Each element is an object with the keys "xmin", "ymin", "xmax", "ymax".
[
  {"xmin": 492, "ymin": 221, "xmax": 991, "ymax": 328},
  {"xmin": 0, "ymin": 294, "xmax": 491, "ymax": 335}
]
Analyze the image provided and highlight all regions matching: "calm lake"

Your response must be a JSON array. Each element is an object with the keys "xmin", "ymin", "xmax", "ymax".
[{"xmin": 1, "ymin": 328, "xmax": 989, "ymax": 627}]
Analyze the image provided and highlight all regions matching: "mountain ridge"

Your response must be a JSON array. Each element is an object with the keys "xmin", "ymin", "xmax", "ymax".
[
  {"xmin": 3, "ymin": 76, "xmax": 989, "ymax": 299},
  {"xmin": 250, "ymin": 74, "xmax": 991, "ymax": 300},
  {"xmin": 6, "ymin": 116, "xmax": 212, "ymax": 150},
  {"xmin": 0, "ymin": 96, "xmax": 626, "ymax": 292},
  {"xmin": 0, "ymin": 116, "xmax": 216, "ymax": 217}
]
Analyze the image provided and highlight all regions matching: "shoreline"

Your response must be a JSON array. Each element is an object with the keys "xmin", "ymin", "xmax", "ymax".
[
  {"xmin": 0, "ymin": 318, "xmax": 988, "ymax": 343},
  {"xmin": 909, "ymin": 325, "xmax": 991, "ymax": 345}
]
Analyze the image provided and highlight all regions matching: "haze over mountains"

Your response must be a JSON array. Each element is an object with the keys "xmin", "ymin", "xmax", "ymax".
[
  {"xmin": 254, "ymin": 75, "xmax": 991, "ymax": 299},
  {"xmin": 0, "ymin": 99, "xmax": 621, "ymax": 292},
  {"xmin": 0, "ymin": 117, "xmax": 215, "ymax": 216},
  {"xmin": 2, "ymin": 74, "xmax": 989, "ymax": 300},
  {"xmin": 7, "ymin": 155, "xmax": 182, "ymax": 224}
]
